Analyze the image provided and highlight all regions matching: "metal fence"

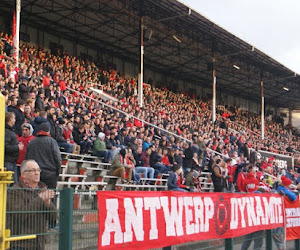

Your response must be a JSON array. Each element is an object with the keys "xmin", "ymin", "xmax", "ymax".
[{"xmin": 5, "ymin": 188, "xmax": 300, "ymax": 250}]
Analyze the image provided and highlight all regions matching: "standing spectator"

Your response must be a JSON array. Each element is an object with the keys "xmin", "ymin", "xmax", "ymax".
[
  {"xmin": 237, "ymin": 167, "xmax": 248, "ymax": 192},
  {"xmin": 45, "ymin": 106, "xmax": 56, "ymax": 138},
  {"xmin": 211, "ymin": 158, "xmax": 224, "ymax": 192},
  {"xmin": 272, "ymin": 176, "xmax": 297, "ymax": 250},
  {"xmin": 35, "ymin": 89, "xmax": 45, "ymax": 111},
  {"xmin": 240, "ymin": 174, "xmax": 264, "ymax": 250},
  {"xmin": 24, "ymin": 104, "xmax": 34, "ymax": 123},
  {"xmin": 16, "ymin": 123, "xmax": 35, "ymax": 168},
  {"xmin": 13, "ymin": 99, "xmax": 25, "ymax": 136},
  {"xmin": 31, "ymin": 111, "xmax": 51, "ymax": 136},
  {"xmin": 277, "ymin": 176, "xmax": 297, "ymax": 201},
  {"xmin": 243, "ymin": 171, "xmax": 259, "ymax": 193},
  {"xmin": 7, "ymin": 160, "xmax": 57, "ymax": 250},
  {"xmin": 182, "ymin": 142, "xmax": 193, "ymax": 172},
  {"xmin": 25, "ymin": 123, "xmax": 62, "ymax": 189},
  {"xmin": 5, "ymin": 112, "xmax": 23, "ymax": 183}
]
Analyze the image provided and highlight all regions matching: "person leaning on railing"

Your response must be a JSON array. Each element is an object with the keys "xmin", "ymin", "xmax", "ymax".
[{"xmin": 6, "ymin": 159, "xmax": 57, "ymax": 250}]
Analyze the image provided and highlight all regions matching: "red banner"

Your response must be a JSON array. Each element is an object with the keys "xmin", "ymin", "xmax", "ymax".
[
  {"xmin": 97, "ymin": 191, "xmax": 284, "ymax": 249},
  {"xmin": 285, "ymin": 195, "xmax": 300, "ymax": 241}
]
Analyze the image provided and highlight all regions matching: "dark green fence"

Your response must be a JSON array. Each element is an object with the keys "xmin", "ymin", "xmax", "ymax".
[{"xmin": 6, "ymin": 188, "xmax": 300, "ymax": 250}]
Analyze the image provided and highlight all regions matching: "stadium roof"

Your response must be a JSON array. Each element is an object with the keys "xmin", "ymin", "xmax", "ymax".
[{"xmin": 1, "ymin": 0, "xmax": 300, "ymax": 109}]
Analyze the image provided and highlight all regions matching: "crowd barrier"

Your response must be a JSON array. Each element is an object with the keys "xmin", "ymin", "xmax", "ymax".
[{"xmin": 5, "ymin": 188, "xmax": 300, "ymax": 250}]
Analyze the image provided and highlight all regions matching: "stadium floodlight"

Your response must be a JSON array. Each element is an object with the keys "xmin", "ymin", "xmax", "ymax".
[
  {"xmin": 173, "ymin": 35, "xmax": 181, "ymax": 43},
  {"xmin": 283, "ymin": 87, "xmax": 289, "ymax": 91},
  {"xmin": 233, "ymin": 64, "xmax": 240, "ymax": 70}
]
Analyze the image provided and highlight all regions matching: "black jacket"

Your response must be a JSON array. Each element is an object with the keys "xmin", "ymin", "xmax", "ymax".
[
  {"xmin": 25, "ymin": 135, "xmax": 62, "ymax": 177},
  {"xmin": 4, "ymin": 124, "xmax": 19, "ymax": 163},
  {"xmin": 13, "ymin": 108, "xmax": 25, "ymax": 137},
  {"xmin": 35, "ymin": 96, "xmax": 45, "ymax": 111},
  {"xmin": 31, "ymin": 116, "xmax": 51, "ymax": 136}
]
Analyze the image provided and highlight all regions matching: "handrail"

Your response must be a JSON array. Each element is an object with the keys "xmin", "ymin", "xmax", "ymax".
[{"xmin": 66, "ymin": 86, "xmax": 227, "ymax": 158}]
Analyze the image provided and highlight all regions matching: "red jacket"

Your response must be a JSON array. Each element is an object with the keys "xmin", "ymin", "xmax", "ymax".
[
  {"xmin": 17, "ymin": 135, "xmax": 35, "ymax": 165},
  {"xmin": 227, "ymin": 164, "xmax": 237, "ymax": 183},
  {"xmin": 243, "ymin": 172, "xmax": 259, "ymax": 193},
  {"xmin": 237, "ymin": 172, "xmax": 247, "ymax": 192},
  {"xmin": 177, "ymin": 174, "xmax": 187, "ymax": 189}
]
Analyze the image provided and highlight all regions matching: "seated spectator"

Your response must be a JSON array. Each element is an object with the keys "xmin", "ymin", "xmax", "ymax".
[
  {"xmin": 63, "ymin": 122, "xmax": 80, "ymax": 154},
  {"xmin": 92, "ymin": 132, "xmax": 112, "ymax": 163},
  {"xmin": 142, "ymin": 136, "xmax": 152, "ymax": 151},
  {"xmin": 7, "ymin": 160, "xmax": 57, "ymax": 250},
  {"xmin": 150, "ymin": 147, "xmax": 170, "ymax": 174},
  {"xmin": 110, "ymin": 148, "xmax": 132, "ymax": 183},
  {"xmin": 125, "ymin": 148, "xmax": 141, "ymax": 184},
  {"xmin": 104, "ymin": 131, "xmax": 120, "ymax": 159},
  {"xmin": 167, "ymin": 165, "xmax": 188, "ymax": 192},
  {"xmin": 133, "ymin": 146, "xmax": 155, "ymax": 179},
  {"xmin": 73, "ymin": 124, "xmax": 92, "ymax": 154},
  {"xmin": 55, "ymin": 118, "xmax": 74, "ymax": 153}
]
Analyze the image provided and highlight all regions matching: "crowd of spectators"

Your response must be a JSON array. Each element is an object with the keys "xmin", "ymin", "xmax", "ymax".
[{"xmin": 1, "ymin": 32, "xmax": 300, "ymax": 193}]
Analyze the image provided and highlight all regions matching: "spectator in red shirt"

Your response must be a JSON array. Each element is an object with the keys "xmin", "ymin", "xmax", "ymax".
[
  {"xmin": 236, "ymin": 167, "xmax": 248, "ymax": 192},
  {"xmin": 17, "ymin": 123, "xmax": 35, "ymax": 167},
  {"xmin": 243, "ymin": 172, "xmax": 259, "ymax": 193}
]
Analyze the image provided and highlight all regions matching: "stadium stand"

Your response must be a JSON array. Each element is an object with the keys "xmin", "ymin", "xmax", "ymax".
[{"xmin": 1, "ymin": 31, "xmax": 300, "ymax": 195}]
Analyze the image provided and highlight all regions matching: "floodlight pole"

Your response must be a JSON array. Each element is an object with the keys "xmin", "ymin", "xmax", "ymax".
[
  {"xmin": 14, "ymin": 0, "xmax": 21, "ymax": 67},
  {"xmin": 261, "ymin": 80, "xmax": 265, "ymax": 140},
  {"xmin": 138, "ymin": 15, "xmax": 144, "ymax": 108},
  {"xmin": 212, "ymin": 63, "xmax": 217, "ymax": 123}
]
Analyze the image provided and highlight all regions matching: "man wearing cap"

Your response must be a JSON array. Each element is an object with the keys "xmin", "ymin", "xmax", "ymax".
[
  {"xmin": 92, "ymin": 132, "xmax": 112, "ymax": 163},
  {"xmin": 277, "ymin": 176, "xmax": 297, "ymax": 201},
  {"xmin": 25, "ymin": 123, "xmax": 62, "ymax": 189},
  {"xmin": 17, "ymin": 123, "xmax": 35, "ymax": 173}
]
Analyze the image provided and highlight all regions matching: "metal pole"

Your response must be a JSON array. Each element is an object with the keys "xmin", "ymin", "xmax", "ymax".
[
  {"xmin": 266, "ymin": 230, "xmax": 273, "ymax": 250},
  {"xmin": 14, "ymin": 0, "xmax": 21, "ymax": 67},
  {"xmin": 59, "ymin": 188, "xmax": 74, "ymax": 250},
  {"xmin": 138, "ymin": 16, "xmax": 144, "ymax": 108},
  {"xmin": 225, "ymin": 238, "xmax": 233, "ymax": 250},
  {"xmin": 261, "ymin": 80, "xmax": 265, "ymax": 140},
  {"xmin": 212, "ymin": 67, "xmax": 216, "ymax": 123}
]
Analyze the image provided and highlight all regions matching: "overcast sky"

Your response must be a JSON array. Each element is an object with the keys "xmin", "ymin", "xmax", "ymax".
[{"xmin": 180, "ymin": 0, "xmax": 300, "ymax": 74}]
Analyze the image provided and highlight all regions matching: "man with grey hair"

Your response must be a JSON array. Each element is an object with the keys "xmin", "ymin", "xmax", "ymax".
[{"xmin": 7, "ymin": 159, "xmax": 57, "ymax": 250}]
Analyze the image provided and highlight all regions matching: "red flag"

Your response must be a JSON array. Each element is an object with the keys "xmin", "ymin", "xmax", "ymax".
[{"xmin": 13, "ymin": 10, "xmax": 18, "ymax": 62}]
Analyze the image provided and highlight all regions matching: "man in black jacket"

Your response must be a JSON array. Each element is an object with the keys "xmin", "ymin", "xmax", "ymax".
[
  {"xmin": 25, "ymin": 123, "xmax": 61, "ymax": 189},
  {"xmin": 5, "ymin": 112, "xmax": 23, "ymax": 183}
]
